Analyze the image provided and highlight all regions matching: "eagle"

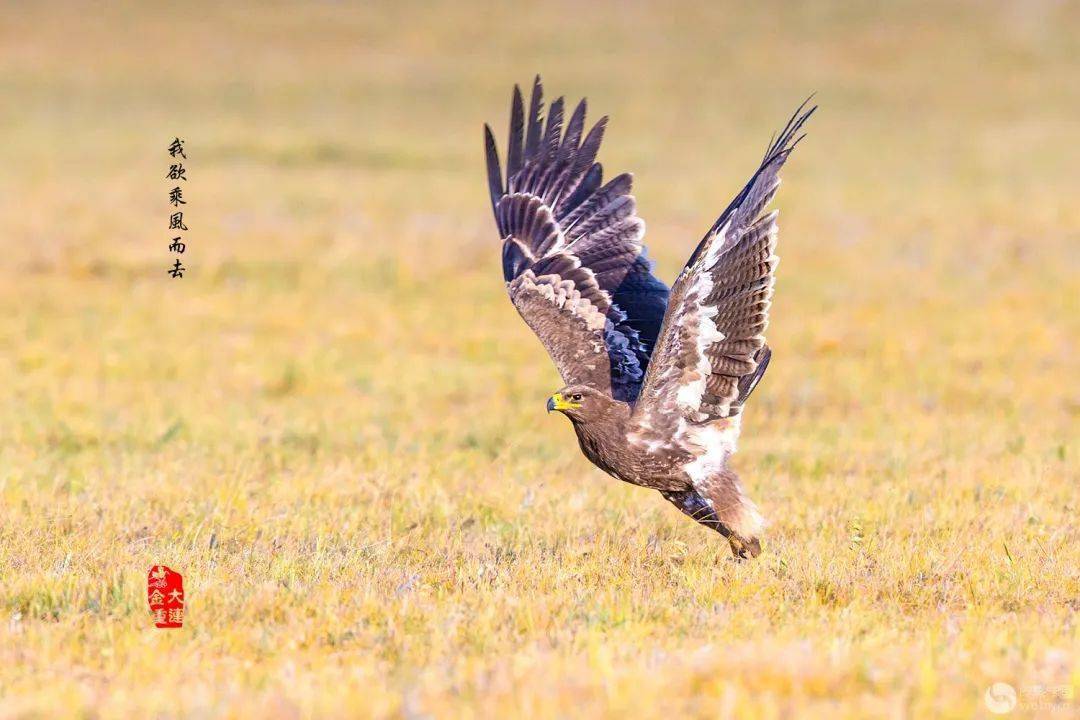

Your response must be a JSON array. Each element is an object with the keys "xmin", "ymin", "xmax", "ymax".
[{"xmin": 483, "ymin": 77, "xmax": 814, "ymax": 559}]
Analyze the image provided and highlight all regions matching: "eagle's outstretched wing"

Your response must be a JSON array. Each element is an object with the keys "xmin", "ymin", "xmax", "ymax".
[
  {"xmin": 485, "ymin": 77, "xmax": 669, "ymax": 402},
  {"xmin": 635, "ymin": 100, "xmax": 815, "ymax": 425}
]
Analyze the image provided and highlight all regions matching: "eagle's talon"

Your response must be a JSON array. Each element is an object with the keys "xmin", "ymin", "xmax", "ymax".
[{"xmin": 729, "ymin": 536, "xmax": 762, "ymax": 560}]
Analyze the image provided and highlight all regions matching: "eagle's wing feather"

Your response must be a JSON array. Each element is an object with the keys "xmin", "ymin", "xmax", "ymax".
[
  {"xmin": 636, "ymin": 100, "xmax": 815, "ymax": 424},
  {"xmin": 486, "ymin": 77, "xmax": 670, "ymax": 401}
]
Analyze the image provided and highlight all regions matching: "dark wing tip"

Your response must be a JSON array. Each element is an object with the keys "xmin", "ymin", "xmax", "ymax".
[
  {"xmin": 484, "ymin": 123, "xmax": 503, "ymax": 213},
  {"xmin": 507, "ymin": 85, "xmax": 526, "ymax": 179},
  {"xmin": 690, "ymin": 98, "xmax": 816, "ymax": 265},
  {"xmin": 511, "ymin": 84, "xmax": 524, "ymax": 114},
  {"xmin": 524, "ymin": 76, "xmax": 545, "ymax": 159},
  {"xmin": 764, "ymin": 96, "xmax": 817, "ymax": 165}
]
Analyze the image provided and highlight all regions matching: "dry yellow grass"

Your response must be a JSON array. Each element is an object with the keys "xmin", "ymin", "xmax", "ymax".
[{"xmin": 0, "ymin": 1, "xmax": 1077, "ymax": 717}]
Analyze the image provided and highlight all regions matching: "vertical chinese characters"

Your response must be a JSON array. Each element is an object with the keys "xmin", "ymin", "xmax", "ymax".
[{"xmin": 166, "ymin": 138, "xmax": 188, "ymax": 277}]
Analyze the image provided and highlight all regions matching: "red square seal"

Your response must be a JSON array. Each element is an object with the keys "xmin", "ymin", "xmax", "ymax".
[{"xmin": 147, "ymin": 565, "xmax": 184, "ymax": 628}]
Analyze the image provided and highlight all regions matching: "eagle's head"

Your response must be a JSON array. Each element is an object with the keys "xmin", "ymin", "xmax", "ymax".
[{"xmin": 546, "ymin": 385, "xmax": 612, "ymax": 423}]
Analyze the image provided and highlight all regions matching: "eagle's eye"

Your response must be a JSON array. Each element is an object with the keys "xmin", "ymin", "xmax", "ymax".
[{"xmin": 571, "ymin": 393, "xmax": 583, "ymax": 402}]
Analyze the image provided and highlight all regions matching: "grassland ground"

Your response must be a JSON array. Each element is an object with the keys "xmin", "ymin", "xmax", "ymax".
[{"xmin": 0, "ymin": 1, "xmax": 1077, "ymax": 717}]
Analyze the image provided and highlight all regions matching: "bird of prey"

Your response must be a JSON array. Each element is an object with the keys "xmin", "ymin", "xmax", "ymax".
[{"xmin": 483, "ymin": 77, "xmax": 813, "ymax": 559}]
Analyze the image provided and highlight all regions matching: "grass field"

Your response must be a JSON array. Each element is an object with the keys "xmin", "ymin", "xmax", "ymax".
[{"xmin": 0, "ymin": 1, "xmax": 1077, "ymax": 717}]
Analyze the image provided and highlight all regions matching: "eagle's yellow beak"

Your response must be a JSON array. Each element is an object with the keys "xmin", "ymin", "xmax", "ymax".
[{"xmin": 546, "ymin": 392, "xmax": 581, "ymax": 413}]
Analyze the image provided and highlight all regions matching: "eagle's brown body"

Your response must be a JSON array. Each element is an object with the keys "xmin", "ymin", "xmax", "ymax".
[
  {"xmin": 484, "ymin": 77, "xmax": 812, "ymax": 558},
  {"xmin": 556, "ymin": 388, "xmax": 763, "ymax": 557},
  {"xmin": 567, "ymin": 402, "xmax": 685, "ymax": 490}
]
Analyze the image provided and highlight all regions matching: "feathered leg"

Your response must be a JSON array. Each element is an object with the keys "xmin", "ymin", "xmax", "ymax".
[{"xmin": 662, "ymin": 470, "xmax": 764, "ymax": 559}]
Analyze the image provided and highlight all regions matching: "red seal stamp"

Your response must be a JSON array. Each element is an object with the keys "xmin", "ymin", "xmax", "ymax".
[{"xmin": 147, "ymin": 565, "xmax": 184, "ymax": 628}]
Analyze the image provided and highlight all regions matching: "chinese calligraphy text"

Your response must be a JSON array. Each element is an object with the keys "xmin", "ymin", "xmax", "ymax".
[{"xmin": 167, "ymin": 137, "xmax": 188, "ymax": 278}]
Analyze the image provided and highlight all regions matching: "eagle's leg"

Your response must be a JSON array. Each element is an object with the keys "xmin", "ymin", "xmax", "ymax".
[{"xmin": 662, "ymin": 483, "xmax": 763, "ymax": 560}]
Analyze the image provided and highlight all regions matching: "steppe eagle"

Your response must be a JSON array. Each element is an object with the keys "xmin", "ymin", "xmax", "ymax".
[{"xmin": 483, "ymin": 77, "xmax": 814, "ymax": 558}]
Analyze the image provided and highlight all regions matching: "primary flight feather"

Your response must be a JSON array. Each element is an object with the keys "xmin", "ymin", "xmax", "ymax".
[{"xmin": 484, "ymin": 77, "xmax": 814, "ymax": 558}]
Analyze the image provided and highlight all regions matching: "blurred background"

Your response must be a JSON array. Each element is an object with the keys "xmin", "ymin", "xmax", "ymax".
[{"xmin": 0, "ymin": 1, "xmax": 1076, "ymax": 717}]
